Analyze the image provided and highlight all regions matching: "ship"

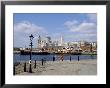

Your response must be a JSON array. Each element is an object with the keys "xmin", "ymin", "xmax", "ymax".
[
  {"xmin": 20, "ymin": 49, "xmax": 82, "ymax": 55},
  {"xmin": 20, "ymin": 50, "xmax": 50, "ymax": 55}
]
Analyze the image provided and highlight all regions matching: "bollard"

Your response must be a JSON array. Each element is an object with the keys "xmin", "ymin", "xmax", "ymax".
[
  {"xmin": 13, "ymin": 65, "xmax": 15, "ymax": 75},
  {"xmin": 61, "ymin": 55, "xmax": 64, "ymax": 61},
  {"xmin": 42, "ymin": 59, "xmax": 43, "ymax": 66},
  {"xmin": 70, "ymin": 56, "xmax": 71, "ymax": 61},
  {"xmin": 34, "ymin": 60, "xmax": 36, "ymax": 68},
  {"xmin": 53, "ymin": 56, "xmax": 55, "ymax": 62},
  {"xmin": 24, "ymin": 62, "xmax": 26, "ymax": 72},
  {"xmin": 78, "ymin": 56, "xmax": 79, "ymax": 61},
  {"xmin": 29, "ymin": 60, "xmax": 32, "ymax": 73}
]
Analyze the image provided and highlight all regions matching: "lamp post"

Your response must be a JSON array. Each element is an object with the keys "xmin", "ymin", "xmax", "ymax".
[{"xmin": 29, "ymin": 34, "xmax": 34, "ymax": 73}]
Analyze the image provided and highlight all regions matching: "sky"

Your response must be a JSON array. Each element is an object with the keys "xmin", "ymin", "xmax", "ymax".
[{"xmin": 14, "ymin": 13, "xmax": 97, "ymax": 48}]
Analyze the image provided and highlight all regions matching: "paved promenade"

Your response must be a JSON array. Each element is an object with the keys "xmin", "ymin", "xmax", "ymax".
[{"xmin": 15, "ymin": 59, "xmax": 97, "ymax": 75}]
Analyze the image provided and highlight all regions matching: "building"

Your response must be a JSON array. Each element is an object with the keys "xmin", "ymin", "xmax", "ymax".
[
  {"xmin": 37, "ymin": 34, "xmax": 97, "ymax": 53},
  {"xmin": 37, "ymin": 35, "xmax": 41, "ymax": 48},
  {"xmin": 58, "ymin": 36, "xmax": 64, "ymax": 46}
]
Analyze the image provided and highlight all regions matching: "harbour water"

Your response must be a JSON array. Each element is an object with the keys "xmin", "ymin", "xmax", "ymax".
[{"xmin": 14, "ymin": 54, "xmax": 97, "ymax": 62}]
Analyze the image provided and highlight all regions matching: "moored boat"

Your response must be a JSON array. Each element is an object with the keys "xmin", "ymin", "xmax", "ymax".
[{"xmin": 20, "ymin": 50, "xmax": 50, "ymax": 55}]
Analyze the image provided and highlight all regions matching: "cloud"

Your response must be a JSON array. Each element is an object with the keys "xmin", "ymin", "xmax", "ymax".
[
  {"xmin": 64, "ymin": 20, "xmax": 96, "ymax": 33},
  {"xmin": 64, "ymin": 14, "xmax": 97, "ymax": 42},
  {"xmin": 14, "ymin": 21, "xmax": 47, "ymax": 34},
  {"xmin": 14, "ymin": 21, "xmax": 48, "ymax": 48},
  {"xmin": 64, "ymin": 14, "xmax": 97, "ymax": 33}
]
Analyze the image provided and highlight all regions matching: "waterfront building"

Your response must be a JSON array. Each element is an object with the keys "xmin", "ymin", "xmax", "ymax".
[
  {"xmin": 60, "ymin": 35, "xmax": 64, "ymax": 46},
  {"xmin": 37, "ymin": 35, "xmax": 42, "ymax": 48},
  {"xmin": 91, "ymin": 42, "xmax": 97, "ymax": 47},
  {"xmin": 58, "ymin": 36, "xmax": 64, "ymax": 46},
  {"xmin": 36, "ymin": 35, "xmax": 97, "ymax": 53}
]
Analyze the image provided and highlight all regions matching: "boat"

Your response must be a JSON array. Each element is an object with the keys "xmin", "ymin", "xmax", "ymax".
[
  {"xmin": 20, "ymin": 50, "xmax": 82, "ymax": 55},
  {"xmin": 20, "ymin": 50, "xmax": 50, "ymax": 55}
]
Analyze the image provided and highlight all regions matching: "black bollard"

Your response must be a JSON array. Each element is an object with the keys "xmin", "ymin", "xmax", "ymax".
[
  {"xmin": 34, "ymin": 60, "xmax": 36, "ymax": 68},
  {"xmin": 42, "ymin": 59, "xmax": 43, "ymax": 66},
  {"xmin": 61, "ymin": 55, "xmax": 64, "ymax": 61},
  {"xmin": 53, "ymin": 56, "xmax": 55, "ymax": 62},
  {"xmin": 13, "ymin": 65, "xmax": 15, "ymax": 75},
  {"xmin": 70, "ymin": 56, "xmax": 71, "ymax": 61},
  {"xmin": 78, "ymin": 56, "xmax": 79, "ymax": 61},
  {"xmin": 24, "ymin": 62, "xmax": 26, "ymax": 72}
]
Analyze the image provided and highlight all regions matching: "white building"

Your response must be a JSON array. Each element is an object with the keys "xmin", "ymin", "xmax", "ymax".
[{"xmin": 58, "ymin": 36, "xmax": 64, "ymax": 46}]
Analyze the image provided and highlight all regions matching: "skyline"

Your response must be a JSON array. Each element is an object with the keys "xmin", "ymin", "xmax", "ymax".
[{"xmin": 14, "ymin": 13, "xmax": 97, "ymax": 48}]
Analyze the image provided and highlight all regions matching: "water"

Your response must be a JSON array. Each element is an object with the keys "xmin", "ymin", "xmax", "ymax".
[{"xmin": 14, "ymin": 54, "xmax": 97, "ymax": 62}]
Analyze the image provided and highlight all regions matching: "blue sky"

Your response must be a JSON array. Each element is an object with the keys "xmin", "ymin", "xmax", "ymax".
[{"xmin": 14, "ymin": 13, "xmax": 97, "ymax": 48}]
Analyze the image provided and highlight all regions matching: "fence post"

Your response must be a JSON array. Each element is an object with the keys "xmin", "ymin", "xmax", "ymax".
[
  {"xmin": 70, "ymin": 56, "xmax": 71, "ymax": 61},
  {"xmin": 24, "ymin": 62, "xmax": 26, "ymax": 72},
  {"xmin": 13, "ymin": 65, "xmax": 15, "ymax": 75},
  {"xmin": 34, "ymin": 60, "xmax": 36, "ymax": 68},
  {"xmin": 78, "ymin": 56, "xmax": 79, "ymax": 61},
  {"xmin": 42, "ymin": 59, "xmax": 43, "ymax": 66},
  {"xmin": 53, "ymin": 56, "xmax": 55, "ymax": 62}
]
